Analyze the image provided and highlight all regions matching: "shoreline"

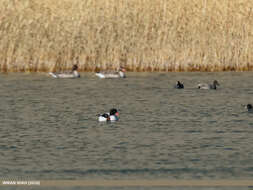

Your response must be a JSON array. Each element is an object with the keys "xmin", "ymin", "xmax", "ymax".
[{"xmin": 1, "ymin": 67, "xmax": 253, "ymax": 73}]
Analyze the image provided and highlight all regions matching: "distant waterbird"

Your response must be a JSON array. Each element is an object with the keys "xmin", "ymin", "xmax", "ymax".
[
  {"xmin": 174, "ymin": 81, "xmax": 184, "ymax": 89},
  {"xmin": 95, "ymin": 67, "xmax": 126, "ymax": 79},
  {"xmin": 242, "ymin": 104, "xmax": 253, "ymax": 112},
  {"xmin": 198, "ymin": 80, "xmax": 220, "ymax": 90},
  {"xmin": 98, "ymin": 108, "xmax": 119, "ymax": 122},
  {"xmin": 49, "ymin": 64, "xmax": 80, "ymax": 79}
]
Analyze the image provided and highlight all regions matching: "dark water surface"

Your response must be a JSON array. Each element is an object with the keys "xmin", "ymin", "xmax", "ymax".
[{"xmin": 0, "ymin": 72, "xmax": 253, "ymax": 189}]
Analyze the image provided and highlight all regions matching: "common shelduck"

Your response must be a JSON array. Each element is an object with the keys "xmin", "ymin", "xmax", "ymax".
[
  {"xmin": 49, "ymin": 65, "xmax": 80, "ymax": 79},
  {"xmin": 98, "ymin": 108, "xmax": 119, "ymax": 122},
  {"xmin": 198, "ymin": 80, "xmax": 220, "ymax": 90},
  {"xmin": 95, "ymin": 67, "xmax": 126, "ymax": 79}
]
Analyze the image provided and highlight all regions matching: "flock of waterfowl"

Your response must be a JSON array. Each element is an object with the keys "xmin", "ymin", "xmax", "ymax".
[{"xmin": 49, "ymin": 64, "xmax": 253, "ymax": 122}]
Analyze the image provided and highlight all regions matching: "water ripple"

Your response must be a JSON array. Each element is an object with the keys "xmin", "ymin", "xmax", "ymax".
[{"xmin": 0, "ymin": 72, "xmax": 253, "ymax": 180}]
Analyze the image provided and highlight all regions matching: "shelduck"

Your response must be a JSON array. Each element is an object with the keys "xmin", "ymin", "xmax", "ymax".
[{"xmin": 49, "ymin": 65, "xmax": 80, "ymax": 79}]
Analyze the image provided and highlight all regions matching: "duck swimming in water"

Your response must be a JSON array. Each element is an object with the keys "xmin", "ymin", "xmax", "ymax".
[
  {"xmin": 198, "ymin": 80, "xmax": 220, "ymax": 90},
  {"xmin": 244, "ymin": 104, "xmax": 253, "ymax": 112},
  {"xmin": 95, "ymin": 67, "xmax": 126, "ymax": 79},
  {"xmin": 49, "ymin": 65, "xmax": 80, "ymax": 78},
  {"xmin": 98, "ymin": 108, "xmax": 119, "ymax": 122},
  {"xmin": 174, "ymin": 81, "xmax": 184, "ymax": 89}
]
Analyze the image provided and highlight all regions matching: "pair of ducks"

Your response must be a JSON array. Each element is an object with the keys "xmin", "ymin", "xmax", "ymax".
[
  {"xmin": 175, "ymin": 80, "xmax": 220, "ymax": 90},
  {"xmin": 98, "ymin": 108, "xmax": 119, "ymax": 122},
  {"xmin": 49, "ymin": 65, "xmax": 126, "ymax": 79}
]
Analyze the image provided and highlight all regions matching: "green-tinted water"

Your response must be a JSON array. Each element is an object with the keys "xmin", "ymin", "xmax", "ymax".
[{"xmin": 0, "ymin": 72, "xmax": 253, "ymax": 189}]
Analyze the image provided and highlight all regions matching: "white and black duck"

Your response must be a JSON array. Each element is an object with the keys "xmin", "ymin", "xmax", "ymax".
[
  {"xmin": 95, "ymin": 67, "xmax": 126, "ymax": 79},
  {"xmin": 98, "ymin": 108, "xmax": 119, "ymax": 122},
  {"xmin": 49, "ymin": 65, "xmax": 80, "ymax": 79},
  {"xmin": 198, "ymin": 80, "xmax": 220, "ymax": 90}
]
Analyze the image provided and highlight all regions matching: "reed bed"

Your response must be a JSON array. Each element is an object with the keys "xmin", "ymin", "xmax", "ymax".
[{"xmin": 0, "ymin": 0, "xmax": 253, "ymax": 72}]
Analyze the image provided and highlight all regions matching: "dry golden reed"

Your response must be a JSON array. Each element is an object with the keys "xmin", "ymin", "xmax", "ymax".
[{"xmin": 0, "ymin": 0, "xmax": 253, "ymax": 72}]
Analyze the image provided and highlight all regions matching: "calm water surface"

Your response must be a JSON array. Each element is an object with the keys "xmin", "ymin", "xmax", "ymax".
[{"xmin": 0, "ymin": 72, "xmax": 253, "ymax": 188}]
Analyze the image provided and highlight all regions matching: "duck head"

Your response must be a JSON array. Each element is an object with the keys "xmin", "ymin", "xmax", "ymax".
[
  {"xmin": 178, "ymin": 81, "xmax": 184, "ymax": 87},
  {"xmin": 119, "ymin": 67, "xmax": 126, "ymax": 78},
  {"xmin": 212, "ymin": 80, "xmax": 220, "ymax": 89},
  {"xmin": 247, "ymin": 104, "xmax": 253, "ymax": 111},
  {"xmin": 175, "ymin": 81, "xmax": 184, "ymax": 89},
  {"xmin": 110, "ymin": 108, "xmax": 119, "ymax": 116},
  {"xmin": 72, "ymin": 64, "xmax": 78, "ymax": 71},
  {"xmin": 213, "ymin": 80, "xmax": 220, "ymax": 86},
  {"xmin": 119, "ymin": 67, "xmax": 126, "ymax": 72}
]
